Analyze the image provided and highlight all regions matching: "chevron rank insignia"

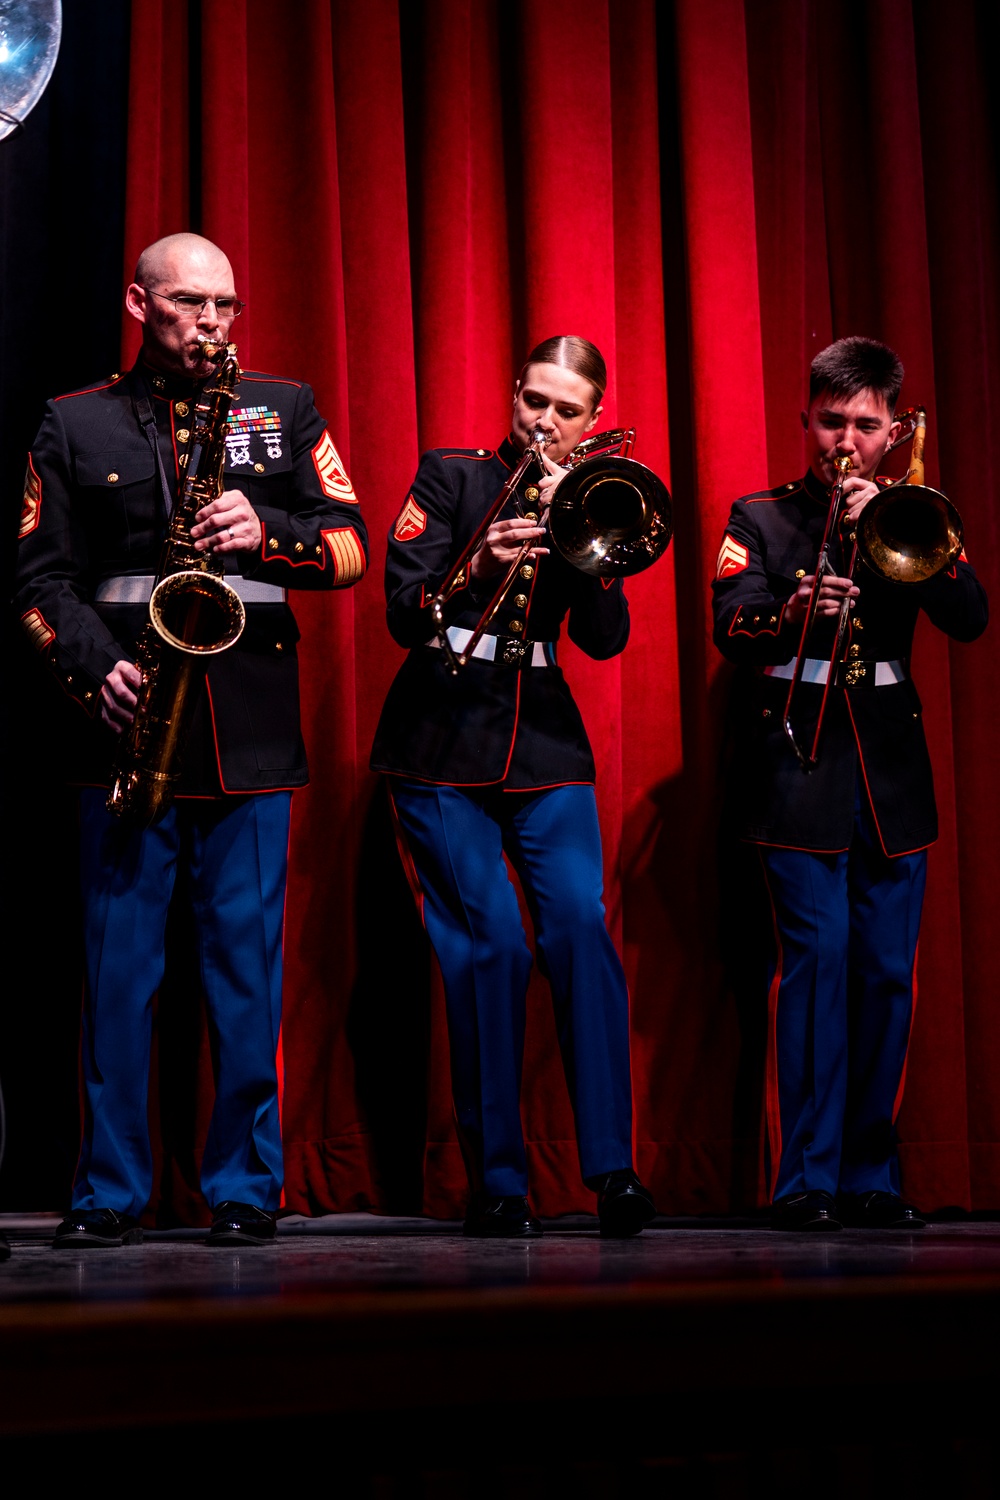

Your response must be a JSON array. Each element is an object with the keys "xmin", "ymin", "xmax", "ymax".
[
  {"xmin": 21, "ymin": 607, "xmax": 55, "ymax": 652},
  {"xmin": 20, "ymin": 457, "xmax": 41, "ymax": 539},
  {"xmin": 716, "ymin": 534, "xmax": 750, "ymax": 578},
  {"xmin": 312, "ymin": 431, "xmax": 357, "ymax": 502},
  {"xmin": 394, "ymin": 495, "xmax": 427, "ymax": 542}
]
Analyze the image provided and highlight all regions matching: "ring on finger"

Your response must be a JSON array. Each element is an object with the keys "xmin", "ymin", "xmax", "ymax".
[{"xmin": 228, "ymin": 527, "xmax": 235, "ymax": 539}]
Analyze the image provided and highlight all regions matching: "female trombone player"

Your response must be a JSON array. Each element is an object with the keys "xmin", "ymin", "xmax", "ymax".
[{"xmin": 371, "ymin": 336, "xmax": 659, "ymax": 1237}]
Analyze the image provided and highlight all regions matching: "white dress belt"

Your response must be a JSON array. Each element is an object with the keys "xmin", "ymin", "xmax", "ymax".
[
  {"xmin": 763, "ymin": 657, "xmax": 907, "ymax": 686},
  {"xmin": 95, "ymin": 574, "xmax": 287, "ymax": 605},
  {"xmin": 427, "ymin": 625, "xmax": 553, "ymax": 667}
]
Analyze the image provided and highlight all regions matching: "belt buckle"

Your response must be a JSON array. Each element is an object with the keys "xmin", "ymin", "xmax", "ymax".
[
  {"xmin": 843, "ymin": 660, "xmax": 867, "ymax": 688},
  {"xmin": 499, "ymin": 636, "xmax": 529, "ymax": 666}
]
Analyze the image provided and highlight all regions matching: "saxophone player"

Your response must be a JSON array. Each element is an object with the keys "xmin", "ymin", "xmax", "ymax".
[{"xmin": 13, "ymin": 233, "xmax": 368, "ymax": 1247}]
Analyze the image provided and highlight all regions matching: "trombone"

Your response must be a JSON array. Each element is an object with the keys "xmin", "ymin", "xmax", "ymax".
[
  {"xmin": 783, "ymin": 407, "xmax": 963, "ymax": 770},
  {"xmin": 430, "ymin": 427, "xmax": 672, "ymax": 673}
]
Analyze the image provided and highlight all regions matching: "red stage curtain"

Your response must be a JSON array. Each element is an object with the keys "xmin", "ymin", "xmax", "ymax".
[{"xmin": 119, "ymin": 0, "xmax": 998, "ymax": 1217}]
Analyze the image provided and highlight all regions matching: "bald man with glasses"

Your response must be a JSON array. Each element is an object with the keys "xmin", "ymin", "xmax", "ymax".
[{"xmin": 14, "ymin": 233, "xmax": 368, "ymax": 1248}]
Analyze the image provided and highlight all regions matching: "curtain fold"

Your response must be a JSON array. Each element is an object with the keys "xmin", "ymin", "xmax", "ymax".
[{"xmin": 22, "ymin": 0, "xmax": 996, "ymax": 1218}]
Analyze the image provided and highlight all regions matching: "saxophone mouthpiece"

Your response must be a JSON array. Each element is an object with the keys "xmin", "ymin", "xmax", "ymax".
[{"xmin": 197, "ymin": 337, "xmax": 225, "ymax": 362}]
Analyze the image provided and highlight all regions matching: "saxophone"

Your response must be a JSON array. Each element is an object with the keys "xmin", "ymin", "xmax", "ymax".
[{"xmin": 107, "ymin": 339, "xmax": 247, "ymax": 826}]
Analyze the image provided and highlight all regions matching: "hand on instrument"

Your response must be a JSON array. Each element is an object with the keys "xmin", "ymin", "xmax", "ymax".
[
  {"xmin": 190, "ymin": 488, "xmax": 263, "ymax": 554},
  {"xmin": 785, "ymin": 572, "xmax": 860, "ymax": 627},
  {"xmin": 470, "ymin": 514, "xmax": 549, "ymax": 581},
  {"xmin": 536, "ymin": 450, "xmax": 567, "ymax": 509},
  {"xmin": 840, "ymin": 474, "xmax": 881, "ymax": 526},
  {"xmin": 100, "ymin": 660, "xmax": 142, "ymax": 734}
]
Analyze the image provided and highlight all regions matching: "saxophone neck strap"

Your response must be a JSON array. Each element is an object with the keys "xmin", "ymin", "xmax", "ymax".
[{"xmin": 130, "ymin": 370, "xmax": 176, "ymax": 527}]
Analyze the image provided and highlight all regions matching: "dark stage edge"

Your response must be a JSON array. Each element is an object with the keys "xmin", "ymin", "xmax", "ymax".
[{"xmin": 2, "ymin": 1214, "xmax": 999, "ymax": 1493}]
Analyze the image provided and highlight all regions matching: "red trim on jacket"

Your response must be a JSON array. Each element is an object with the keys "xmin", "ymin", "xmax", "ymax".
[
  {"xmin": 727, "ymin": 600, "xmax": 787, "ymax": 638},
  {"xmin": 53, "ymin": 376, "xmax": 125, "ymax": 403},
  {"xmin": 238, "ymin": 374, "xmax": 303, "ymax": 389},
  {"xmin": 844, "ymin": 694, "xmax": 936, "ymax": 858}
]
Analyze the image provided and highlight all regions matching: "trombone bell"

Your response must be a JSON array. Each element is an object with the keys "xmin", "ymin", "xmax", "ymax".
[
  {"xmin": 856, "ymin": 483, "xmax": 963, "ymax": 584},
  {"xmin": 549, "ymin": 455, "xmax": 672, "ymax": 577}
]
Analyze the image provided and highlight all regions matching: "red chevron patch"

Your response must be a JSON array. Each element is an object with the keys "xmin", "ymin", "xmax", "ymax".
[
  {"xmin": 716, "ymin": 534, "xmax": 749, "ymax": 578},
  {"xmin": 394, "ymin": 495, "xmax": 427, "ymax": 542}
]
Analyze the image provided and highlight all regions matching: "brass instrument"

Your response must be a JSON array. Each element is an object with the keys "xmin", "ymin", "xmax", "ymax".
[
  {"xmin": 430, "ymin": 426, "xmax": 672, "ymax": 674},
  {"xmin": 107, "ymin": 339, "xmax": 247, "ymax": 825},
  {"xmin": 783, "ymin": 407, "xmax": 964, "ymax": 770}
]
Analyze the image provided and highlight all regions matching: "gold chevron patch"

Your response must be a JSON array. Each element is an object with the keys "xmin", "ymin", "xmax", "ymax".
[
  {"xmin": 321, "ymin": 527, "xmax": 366, "ymax": 584},
  {"xmin": 312, "ymin": 431, "xmax": 357, "ymax": 502},
  {"xmin": 716, "ymin": 534, "xmax": 750, "ymax": 578},
  {"xmin": 393, "ymin": 495, "xmax": 427, "ymax": 542},
  {"xmin": 19, "ymin": 457, "xmax": 41, "ymax": 539},
  {"xmin": 21, "ymin": 607, "xmax": 55, "ymax": 653}
]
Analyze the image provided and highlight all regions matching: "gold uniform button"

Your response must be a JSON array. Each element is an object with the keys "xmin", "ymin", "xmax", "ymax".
[
  {"xmin": 848, "ymin": 643, "xmax": 861, "ymax": 659},
  {"xmin": 254, "ymin": 462, "xmax": 265, "ymax": 474},
  {"xmin": 268, "ymin": 538, "xmax": 279, "ymax": 551},
  {"xmin": 853, "ymin": 618, "xmax": 863, "ymax": 630},
  {"xmin": 66, "ymin": 674, "xmax": 73, "ymax": 684},
  {"xmin": 524, "ymin": 486, "xmax": 540, "ymax": 502},
  {"xmin": 275, "ymin": 642, "xmax": 284, "ymax": 652},
  {"xmin": 477, "ymin": 449, "xmax": 487, "ymax": 456},
  {"xmin": 315, "ymin": 545, "xmax": 322, "ymax": 555},
  {"xmin": 509, "ymin": 619, "xmax": 523, "ymax": 635},
  {"xmin": 523, "ymin": 511, "xmax": 539, "ymax": 524},
  {"xmin": 107, "ymin": 472, "xmax": 119, "ymax": 483},
  {"xmin": 753, "ymin": 615, "xmax": 760, "ymax": 623},
  {"xmin": 84, "ymin": 691, "xmax": 93, "ymax": 701},
  {"xmin": 513, "ymin": 594, "xmax": 528, "ymax": 609},
  {"xmin": 795, "ymin": 569, "xmax": 805, "ymax": 580},
  {"xmin": 176, "ymin": 428, "xmax": 190, "ymax": 444},
  {"xmin": 786, "ymin": 483, "xmax": 796, "ymax": 491},
  {"xmin": 175, "ymin": 401, "xmax": 189, "ymax": 418},
  {"xmin": 520, "ymin": 564, "xmax": 534, "ymax": 580},
  {"xmin": 294, "ymin": 542, "xmax": 304, "ymax": 554}
]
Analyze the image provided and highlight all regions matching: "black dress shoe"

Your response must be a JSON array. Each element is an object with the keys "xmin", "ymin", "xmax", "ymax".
[
  {"xmin": 771, "ymin": 1190, "xmax": 842, "ymax": 1232},
  {"xmin": 592, "ymin": 1169, "xmax": 656, "ymax": 1238},
  {"xmin": 53, "ymin": 1209, "xmax": 144, "ymax": 1248},
  {"xmin": 463, "ymin": 1195, "xmax": 542, "ymax": 1238},
  {"xmin": 205, "ymin": 1201, "xmax": 277, "ymax": 1247},
  {"xmin": 839, "ymin": 1191, "xmax": 926, "ymax": 1229}
]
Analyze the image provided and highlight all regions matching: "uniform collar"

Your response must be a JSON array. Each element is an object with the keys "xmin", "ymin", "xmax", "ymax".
[
  {"xmin": 498, "ymin": 433, "xmax": 522, "ymax": 470},
  {"xmin": 133, "ymin": 354, "xmax": 204, "ymax": 401},
  {"xmin": 803, "ymin": 468, "xmax": 830, "ymax": 507}
]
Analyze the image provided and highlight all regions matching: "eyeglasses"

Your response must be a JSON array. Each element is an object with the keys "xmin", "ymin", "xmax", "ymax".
[{"xmin": 144, "ymin": 288, "xmax": 246, "ymax": 317}]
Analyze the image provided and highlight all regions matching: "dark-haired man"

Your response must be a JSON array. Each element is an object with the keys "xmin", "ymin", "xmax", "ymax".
[
  {"xmin": 14, "ymin": 233, "xmax": 368, "ymax": 1248},
  {"xmin": 712, "ymin": 336, "xmax": 987, "ymax": 1231}
]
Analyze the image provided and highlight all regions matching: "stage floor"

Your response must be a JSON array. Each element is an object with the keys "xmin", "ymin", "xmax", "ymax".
[
  {"xmin": 3, "ymin": 1214, "xmax": 999, "ymax": 1491},
  {"xmin": 3, "ymin": 1211, "xmax": 1000, "ymax": 1302}
]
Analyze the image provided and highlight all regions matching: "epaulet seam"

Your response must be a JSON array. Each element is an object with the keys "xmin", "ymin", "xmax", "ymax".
[
  {"xmin": 743, "ymin": 482, "xmax": 802, "ymax": 505},
  {"xmin": 238, "ymin": 373, "xmax": 304, "ymax": 389},
  {"xmin": 53, "ymin": 374, "xmax": 127, "ymax": 403},
  {"xmin": 439, "ymin": 449, "xmax": 493, "ymax": 462}
]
